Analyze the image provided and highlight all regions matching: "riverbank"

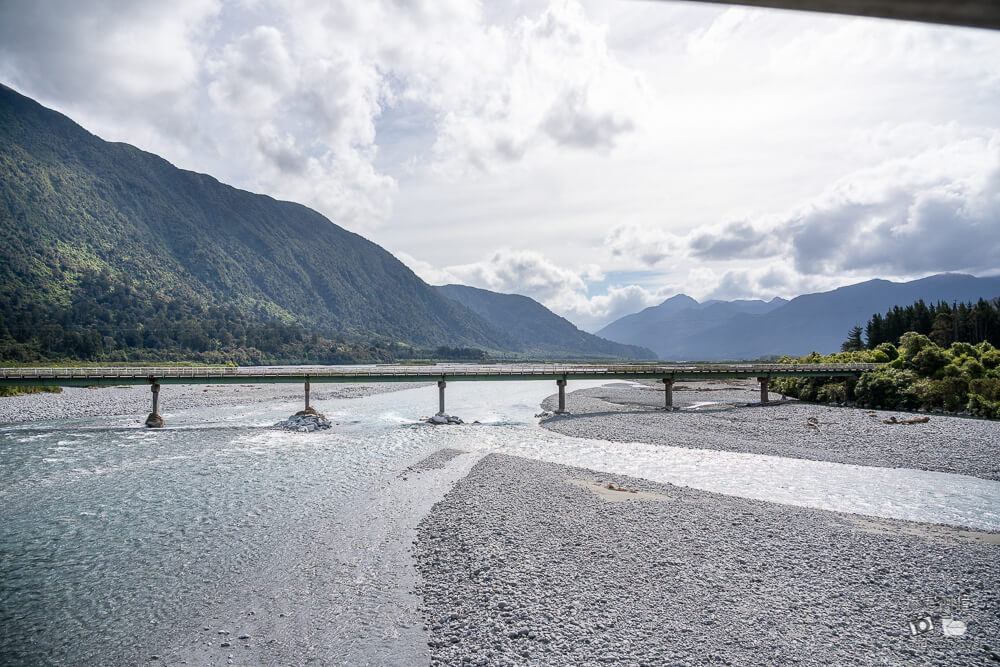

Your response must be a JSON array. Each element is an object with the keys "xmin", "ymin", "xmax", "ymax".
[
  {"xmin": 4, "ymin": 378, "xmax": 998, "ymax": 664},
  {"xmin": 0, "ymin": 381, "xmax": 429, "ymax": 424},
  {"xmin": 538, "ymin": 379, "xmax": 1000, "ymax": 481},
  {"xmin": 415, "ymin": 453, "xmax": 1000, "ymax": 666}
]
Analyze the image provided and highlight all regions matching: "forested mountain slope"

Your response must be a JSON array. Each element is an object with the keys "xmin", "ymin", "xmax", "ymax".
[{"xmin": 0, "ymin": 84, "xmax": 520, "ymax": 361}]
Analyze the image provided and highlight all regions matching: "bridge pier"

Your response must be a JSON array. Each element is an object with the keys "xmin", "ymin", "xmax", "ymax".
[
  {"xmin": 662, "ymin": 378, "xmax": 674, "ymax": 409},
  {"xmin": 145, "ymin": 383, "xmax": 164, "ymax": 428},
  {"xmin": 438, "ymin": 380, "xmax": 446, "ymax": 415},
  {"xmin": 556, "ymin": 378, "xmax": 567, "ymax": 414},
  {"xmin": 757, "ymin": 377, "xmax": 770, "ymax": 405},
  {"xmin": 305, "ymin": 380, "xmax": 310, "ymax": 411}
]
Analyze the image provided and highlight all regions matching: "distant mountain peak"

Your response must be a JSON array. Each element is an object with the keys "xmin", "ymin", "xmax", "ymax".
[
  {"xmin": 659, "ymin": 293, "xmax": 699, "ymax": 307},
  {"xmin": 435, "ymin": 284, "xmax": 653, "ymax": 359}
]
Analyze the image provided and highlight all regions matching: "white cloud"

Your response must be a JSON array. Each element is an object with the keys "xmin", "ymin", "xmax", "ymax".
[
  {"xmin": 425, "ymin": 0, "xmax": 648, "ymax": 176},
  {"xmin": 605, "ymin": 224, "xmax": 675, "ymax": 267},
  {"xmin": 207, "ymin": 25, "xmax": 297, "ymax": 117},
  {"xmin": 559, "ymin": 284, "xmax": 666, "ymax": 332},
  {"xmin": 0, "ymin": 0, "xmax": 220, "ymax": 157},
  {"xmin": 395, "ymin": 248, "xmax": 667, "ymax": 331},
  {"xmin": 0, "ymin": 0, "xmax": 219, "ymax": 103},
  {"xmin": 688, "ymin": 220, "xmax": 784, "ymax": 260},
  {"xmin": 445, "ymin": 249, "xmax": 587, "ymax": 301},
  {"xmin": 786, "ymin": 131, "xmax": 1000, "ymax": 276}
]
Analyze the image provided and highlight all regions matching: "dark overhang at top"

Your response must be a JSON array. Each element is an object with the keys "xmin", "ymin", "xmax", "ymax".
[{"xmin": 680, "ymin": 0, "xmax": 1000, "ymax": 30}]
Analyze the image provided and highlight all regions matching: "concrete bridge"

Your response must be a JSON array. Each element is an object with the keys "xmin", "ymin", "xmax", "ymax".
[{"xmin": 0, "ymin": 363, "xmax": 878, "ymax": 427}]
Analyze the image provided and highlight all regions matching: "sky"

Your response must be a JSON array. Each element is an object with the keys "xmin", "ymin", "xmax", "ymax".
[{"xmin": 1, "ymin": 0, "xmax": 998, "ymax": 332}]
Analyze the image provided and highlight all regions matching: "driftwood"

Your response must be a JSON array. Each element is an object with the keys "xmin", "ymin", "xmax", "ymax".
[
  {"xmin": 882, "ymin": 416, "xmax": 931, "ymax": 425},
  {"xmin": 805, "ymin": 416, "xmax": 837, "ymax": 430},
  {"xmin": 603, "ymin": 482, "xmax": 637, "ymax": 494}
]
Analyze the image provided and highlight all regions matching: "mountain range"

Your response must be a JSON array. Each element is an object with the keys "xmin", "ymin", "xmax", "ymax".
[
  {"xmin": 436, "ymin": 284, "xmax": 650, "ymax": 359},
  {"xmin": 597, "ymin": 274, "xmax": 1000, "ymax": 360},
  {"xmin": 596, "ymin": 294, "xmax": 788, "ymax": 356},
  {"xmin": 0, "ymin": 84, "xmax": 648, "ymax": 361},
  {"xmin": 4, "ymin": 84, "xmax": 998, "ymax": 365}
]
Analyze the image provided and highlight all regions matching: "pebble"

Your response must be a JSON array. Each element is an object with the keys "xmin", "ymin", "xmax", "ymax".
[
  {"xmin": 0, "ymin": 382, "xmax": 427, "ymax": 425},
  {"xmin": 414, "ymin": 453, "xmax": 1000, "ymax": 666},
  {"xmin": 539, "ymin": 381, "xmax": 1000, "ymax": 481}
]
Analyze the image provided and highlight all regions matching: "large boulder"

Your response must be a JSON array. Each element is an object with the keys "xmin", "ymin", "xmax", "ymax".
[
  {"xmin": 424, "ymin": 413, "xmax": 464, "ymax": 425},
  {"xmin": 274, "ymin": 412, "xmax": 332, "ymax": 432}
]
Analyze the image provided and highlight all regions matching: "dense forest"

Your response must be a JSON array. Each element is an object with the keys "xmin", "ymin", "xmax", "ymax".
[
  {"xmin": 843, "ymin": 297, "xmax": 1000, "ymax": 351},
  {"xmin": 0, "ymin": 268, "xmax": 493, "ymax": 365}
]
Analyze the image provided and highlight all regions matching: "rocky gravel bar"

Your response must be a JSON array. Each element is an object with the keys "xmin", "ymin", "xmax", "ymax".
[
  {"xmin": 0, "ymin": 381, "xmax": 428, "ymax": 424},
  {"xmin": 539, "ymin": 380, "xmax": 1000, "ymax": 481},
  {"xmin": 415, "ymin": 453, "xmax": 1000, "ymax": 666}
]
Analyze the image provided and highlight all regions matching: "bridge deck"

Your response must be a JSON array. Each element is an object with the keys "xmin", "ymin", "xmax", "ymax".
[{"xmin": 0, "ymin": 363, "xmax": 879, "ymax": 387}]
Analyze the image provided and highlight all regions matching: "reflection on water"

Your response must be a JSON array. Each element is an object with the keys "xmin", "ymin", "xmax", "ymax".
[{"xmin": 1, "ymin": 380, "xmax": 997, "ymax": 663}]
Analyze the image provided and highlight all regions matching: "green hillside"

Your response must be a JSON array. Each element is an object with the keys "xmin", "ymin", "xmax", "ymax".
[{"xmin": 0, "ymin": 84, "xmax": 521, "ymax": 362}]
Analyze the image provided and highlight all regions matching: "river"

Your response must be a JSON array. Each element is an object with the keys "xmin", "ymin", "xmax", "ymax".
[{"xmin": 2, "ymin": 380, "xmax": 998, "ymax": 664}]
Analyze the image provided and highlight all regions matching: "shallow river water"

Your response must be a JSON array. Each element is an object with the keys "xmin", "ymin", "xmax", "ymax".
[{"xmin": 1, "ymin": 381, "xmax": 998, "ymax": 664}]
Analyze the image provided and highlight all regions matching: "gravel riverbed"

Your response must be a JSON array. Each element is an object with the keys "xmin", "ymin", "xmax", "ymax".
[
  {"xmin": 0, "ymin": 381, "xmax": 428, "ymax": 424},
  {"xmin": 538, "ymin": 380, "xmax": 1000, "ymax": 481},
  {"xmin": 415, "ymin": 453, "xmax": 1000, "ymax": 666}
]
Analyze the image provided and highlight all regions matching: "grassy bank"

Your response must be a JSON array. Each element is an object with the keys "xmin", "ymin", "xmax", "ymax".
[{"xmin": 0, "ymin": 385, "xmax": 63, "ymax": 397}]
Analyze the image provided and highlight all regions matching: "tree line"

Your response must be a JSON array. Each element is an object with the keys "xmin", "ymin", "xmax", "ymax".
[
  {"xmin": 841, "ymin": 297, "xmax": 1000, "ymax": 352},
  {"xmin": 0, "ymin": 269, "xmax": 489, "ymax": 365}
]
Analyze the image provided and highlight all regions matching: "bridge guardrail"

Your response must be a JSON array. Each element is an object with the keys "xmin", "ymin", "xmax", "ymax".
[{"xmin": 0, "ymin": 362, "xmax": 880, "ymax": 380}]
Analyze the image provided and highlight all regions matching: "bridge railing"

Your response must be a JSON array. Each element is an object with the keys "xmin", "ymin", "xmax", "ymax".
[{"xmin": 0, "ymin": 362, "xmax": 880, "ymax": 380}]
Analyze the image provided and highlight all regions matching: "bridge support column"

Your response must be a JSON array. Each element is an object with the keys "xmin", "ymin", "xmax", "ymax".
[
  {"xmin": 304, "ymin": 380, "xmax": 311, "ymax": 411},
  {"xmin": 438, "ymin": 380, "xmax": 446, "ymax": 415},
  {"xmin": 556, "ymin": 379, "xmax": 567, "ymax": 414},
  {"xmin": 145, "ymin": 383, "xmax": 164, "ymax": 428},
  {"xmin": 757, "ymin": 377, "xmax": 770, "ymax": 405},
  {"xmin": 662, "ymin": 378, "xmax": 674, "ymax": 409}
]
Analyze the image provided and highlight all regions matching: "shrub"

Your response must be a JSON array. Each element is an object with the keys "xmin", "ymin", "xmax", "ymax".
[
  {"xmin": 910, "ymin": 346, "xmax": 947, "ymax": 375},
  {"xmin": 816, "ymin": 382, "xmax": 848, "ymax": 403},
  {"xmin": 875, "ymin": 342, "xmax": 899, "ymax": 362},
  {"xmin": 855, "ymin": 367, "xmax": 917, "ymax": 409},
  {"xmin": 871, "ymin": 349, "xmax": 891, "ymax": 363},
  {"xmin": 960, "ymin": 358, "xmax": 986, "ymax": 380},
  {"xmin": 969, "ymin": 377, "xmax": 1000, "ymax": 401},
  {"xmin": 920, "ymin": 377, "xmax": 970, "ymax": 411},
  {"xmin": 774, "ymin": 337, "xmax": 998, "ymax": 418},
  {"xmin": 980, "ymin": 344, "xmax": 1000, "ymax": 370},
  {"xmin": 950, "ymin": 342, "xmax": 979, "ymax": 360},
  {"xmin": 899, "ymin": 332, "xmax": 933, "ymax": 363},
  {"xmin": 967, "ymin": 393, "xmax": 1000, "ymax": 419}
]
